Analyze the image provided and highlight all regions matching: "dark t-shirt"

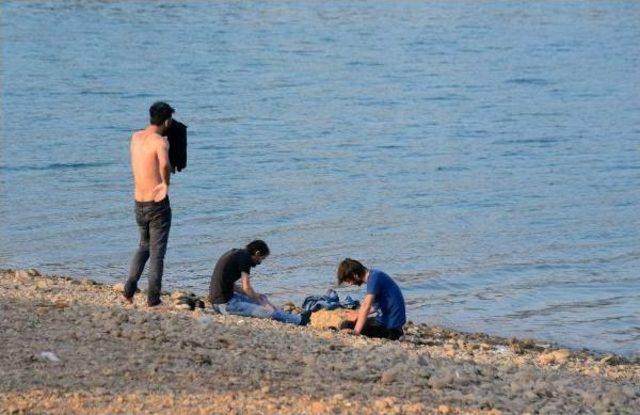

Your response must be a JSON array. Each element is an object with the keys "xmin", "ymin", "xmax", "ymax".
[
  {"xmin": 209, "ymin": 248, "xmax": 252, "ymax": 304},
  {"xmin": 366, "ymin": 269, "xmax": 406, "ymax": 329}
]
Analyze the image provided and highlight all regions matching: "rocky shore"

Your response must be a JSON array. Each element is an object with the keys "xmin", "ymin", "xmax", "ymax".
[{"xmin": 1, "ymin": 269, "xmax": 638, "ymax": 414}]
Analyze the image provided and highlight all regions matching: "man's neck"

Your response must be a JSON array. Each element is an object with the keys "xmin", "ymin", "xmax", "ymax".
[
  {"xmin": 363, "ymin": 269, "xmax": 370, "ymax": 283},
  {"xmin": 146, "ymin": 124, "xmax": 164, "ymax": 135}
]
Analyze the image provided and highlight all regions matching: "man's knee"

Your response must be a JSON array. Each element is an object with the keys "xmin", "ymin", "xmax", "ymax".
[{"xmin": 150, "ymin": 237, "xmax": 169, "ymax": 257}]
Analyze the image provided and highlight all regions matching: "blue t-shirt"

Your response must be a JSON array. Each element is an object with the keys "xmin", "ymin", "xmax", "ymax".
[{"xmin": 366, "ymin": 269, "xmax": 406, "ymax": 329}]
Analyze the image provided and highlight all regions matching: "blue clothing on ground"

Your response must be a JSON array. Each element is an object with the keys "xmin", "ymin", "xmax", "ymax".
[
  {"xmin": 225, "ymin": 292, "xmax": 302, "ymax": 325},
  {"xmin": 366, "ymin": 269, "xmax": 406, "ymax": 329},
  {"xmin": 302, "ymin": 289, "xmax": 360, "ymax": 312}
]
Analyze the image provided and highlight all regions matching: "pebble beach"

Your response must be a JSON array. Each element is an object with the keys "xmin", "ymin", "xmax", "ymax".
[{"xmin": 1, "ymin": 269, "xmax": 638, "ymax": 414}]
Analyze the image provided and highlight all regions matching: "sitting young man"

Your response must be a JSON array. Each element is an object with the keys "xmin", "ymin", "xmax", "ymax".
[
  {"xmin": 209, "ymin": 240, "xmax": 309, "ymax": 325},
  {"xmin": 336, "ymin": 258, "xmax": 406, "ymax": 340}
]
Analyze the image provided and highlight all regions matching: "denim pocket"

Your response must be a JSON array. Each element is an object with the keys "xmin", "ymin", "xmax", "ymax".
[{"xmin": 150, "ymin": 205, "xmax": 171, "ymax": 225}]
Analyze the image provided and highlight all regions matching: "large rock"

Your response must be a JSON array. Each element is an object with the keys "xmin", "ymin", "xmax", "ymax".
[{"xmin": 309, "ymin": 309, "xmax": 355, "ymax": 330}]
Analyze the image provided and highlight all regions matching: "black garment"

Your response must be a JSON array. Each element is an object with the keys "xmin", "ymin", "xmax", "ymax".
[
  {"xmin": 360, "ymin": 317, "xmax": 404, "ymax": 340},
  {"xmin": 166, "ymin": 119, "xmax": 187, "ymax": 173},
  {"xmin": 125, "ymin": 197, "xmax": 172, "ymax": 306},
  {"xmin": 209, "ymin": 249, "xmax": 253, "ymax": 304}
]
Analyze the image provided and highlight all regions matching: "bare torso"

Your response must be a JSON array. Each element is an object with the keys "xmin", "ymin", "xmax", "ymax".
[{"xmin": 130, "ymin": 128, "xmax": 170, "ymax": 202}]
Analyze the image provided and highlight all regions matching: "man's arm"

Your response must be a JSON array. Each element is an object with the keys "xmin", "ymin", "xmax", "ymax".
[
  {"xmin": 238, "ymin": 272, "xmax": 261, "ymax": 302},
  {"xmin": 158, "ymin": 137, "xmax": 171, "ymax": 187},
  {"xmin": 152, "ymin": 137, "xmax": 171, "ymax": 202},
  {"xmin": 237, "ymin": 273, "xmax": 278, "ymax": 312},
  {"xmin": 354, "ymin": 293, "xmax": 375, "ymax": 334}
]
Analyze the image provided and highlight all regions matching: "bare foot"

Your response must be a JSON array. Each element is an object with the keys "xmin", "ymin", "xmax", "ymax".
[{"xmin": 122, "ymin": 294, "xmax": 134, "ymax": 304}]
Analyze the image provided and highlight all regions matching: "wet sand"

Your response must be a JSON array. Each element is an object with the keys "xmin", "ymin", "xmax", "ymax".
[{"xmin": 1, "ymin": 269, "xmax": 638, "ymax": 414}]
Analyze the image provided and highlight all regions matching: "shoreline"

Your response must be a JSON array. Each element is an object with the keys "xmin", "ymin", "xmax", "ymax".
[{"xmin": 1, "ymin": 269, "xmax": 638, "ymax": 414}]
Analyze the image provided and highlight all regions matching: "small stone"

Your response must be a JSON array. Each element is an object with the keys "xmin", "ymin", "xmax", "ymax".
[
  {"xmin": 282, "ymin": 302, "xmax": 302, "ymax": 314},
  {"xmin": 194, "ymin": 354, "xmax": 212, "ymax": 365},
  {"xmin": 14, "ymin": 270, "xmax": 30, "ymax": 279},
  {"xmin": 417, "ymin": 355, "xmax": 429, "ymax": 366},
  {"xmin": 553, "ymin": 349, "xmax": 571, "ymax": 364},
  {"xmin": 171, "ymin": 291, "xmax": 189, "ymax": 300},
  {"xmin": 39, "ymin": 351, "xmax": 61, "ymax": 363},
  {"xmin": 509, "ymin": 338, "xmax": 525, "ymax": 354},
  {"xmin": 438, "ymin": 404, "xmax": 451, "ymax": 414},
  {"xmin": 113, "ymin": 282, "xmax": 125, "ymax": 293},
  {"xmin": 174, "ymin": 303, "xmax": 193, "ymax": 311},
  {"xmin": 403, "ymin": 403, "xmax": 427, "ymax": 414},
  {"xmin": 35, "ymin": 279, "xmax": 50, "ymax": 289},
  {"xmin": 27, "ymin": 268, "xmax": 40, "ymax": 276},
  {"xmin": 380, "ymin": 366, "xmax": 400, "ymax": 384},
  {"xmin": 600, "ymin": 354, "xmax": 625, "ymax": 366},
  {"xmin": 538, "ymin": 349, "xmax": 570, "ymax": 365},
  {"xmin": 309, "ymin": 401, "xmax": 331, "ymax": 415},
  {"xmin": 428, "ymin": 368, "xmax": 454, "ymax": 389},
  {"xmin": 197, "ymin": 315, "xmax": 212, "ymax": 325}
]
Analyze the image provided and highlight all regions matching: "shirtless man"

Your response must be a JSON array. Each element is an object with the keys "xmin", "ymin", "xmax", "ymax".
[{"xmin": 123, "ymin": 102, "xmax": 174, "ymax": 306}]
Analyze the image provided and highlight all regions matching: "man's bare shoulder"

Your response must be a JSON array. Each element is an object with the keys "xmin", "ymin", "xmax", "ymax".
[{"xmin": 131, "ymin": 130, "xmax": 167, "ymax": 145}]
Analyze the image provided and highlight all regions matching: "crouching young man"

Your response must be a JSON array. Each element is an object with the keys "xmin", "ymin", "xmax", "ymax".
[
  {"xmin": 337, "ymin": 258, "xmax": 406, "ymax": 340},
  {"xmin": 209, "ymin": 240, "xmax": 310, "ymax": 326}
]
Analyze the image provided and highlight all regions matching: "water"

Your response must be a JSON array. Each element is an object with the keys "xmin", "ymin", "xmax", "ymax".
[{"xmin": 1, "ymin": 1, "xmax": 639, "ymax": 356}]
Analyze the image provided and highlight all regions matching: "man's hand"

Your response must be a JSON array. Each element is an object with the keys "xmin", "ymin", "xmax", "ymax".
[
  {"xmin": 152, "ymin": 182, "xmax": 169, "ymax": 202},
  {"xmin": 354, "ymin": 294, "xmax": 375, "ymax": 334},
  {"xmin": 345, "ymin": 310, "xmax": 359, "ymax": 321},
  {"xmin": 258, "ymin": 294, "xmax": 277, "ymax": 312}
]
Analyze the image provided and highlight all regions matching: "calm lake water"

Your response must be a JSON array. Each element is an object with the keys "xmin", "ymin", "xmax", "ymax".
[{"xmin": 1, "ymin": 1, "xmax": 639, "ymax": 356}]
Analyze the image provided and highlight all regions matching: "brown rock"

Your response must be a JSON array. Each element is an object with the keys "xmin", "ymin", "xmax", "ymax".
[
  {"xmin": 174, "ymin": 303, "xmax": 193, "ymax": 311},
  {"xmin": 171, "ymin": 291, "xmax": 190, "ymax": 300},
  {"xmin": 380, "ymin": 366, "xmax": 400, "ymax": 384},
  {"xmin": 600, "ymin": 354, "xmax": 626, "ymax": 366},
  {"xmin": 402, "ymin": 403, "xmax": 427, "ymax": 414},
  {"xmin": 309, "ymin": 401, "xmax": 331, "ymax": 414},
  {"xmin": 429, "ymin": 368, "xmax": 455, "ymax": 389},
  {"xmin": 538, "ymin": 349, "xmax": 570, "ymax": 365},
  {"xmin": 438, "ymin": 404, "xmax": 451, "ymax": 414},
  {"xmin": 310, "ymin": 309, "xmax": 355, "ymax": 330},
  {"xmin": 14, "ymin": 269, "xmax": 30, "ymax": 279},
  {"xmin": 281, "ymin": 302, "xmax": 302, "ymax": 314}
]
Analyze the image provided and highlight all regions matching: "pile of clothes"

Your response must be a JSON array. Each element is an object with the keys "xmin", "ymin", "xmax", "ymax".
[{"xmin": 301, "ymin": 289, "xmax": 359, "ymax": 313}]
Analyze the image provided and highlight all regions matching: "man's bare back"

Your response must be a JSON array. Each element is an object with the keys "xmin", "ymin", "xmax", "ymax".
[{"xmin": 131, "ymin": 127, "xmax": 171, "ymax": 202}]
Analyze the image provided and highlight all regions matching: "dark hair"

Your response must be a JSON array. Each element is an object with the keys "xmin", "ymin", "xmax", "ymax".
[
  {"xmin": 149, "ymin": 101, "xmax": 175, "ymax": 126},
  {"xmin": 246, "ymin": 240, "xmax": 270, "ymax": 257},
  {"xmin": 336, "ymin": 258, "xmax": 367, "ymax": 285}
]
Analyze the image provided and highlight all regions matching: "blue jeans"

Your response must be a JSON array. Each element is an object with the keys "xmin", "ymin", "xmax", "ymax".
[
  {"xmin": 225, "ymin": 293, "xmax": 301, "ymax": 325},
  {"xmin": 125, "ymin": 197, "xmax": 171, "ymax": 306}
]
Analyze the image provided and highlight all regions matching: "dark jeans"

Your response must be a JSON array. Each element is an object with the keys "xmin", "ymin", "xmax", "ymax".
[
  {"xmin": 124, "ymin": 197, "xmax": 171, "ymax": 306},
  {"xmin": 344, "ymin": 317, "xmax": 404, "ymax": 340}
]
